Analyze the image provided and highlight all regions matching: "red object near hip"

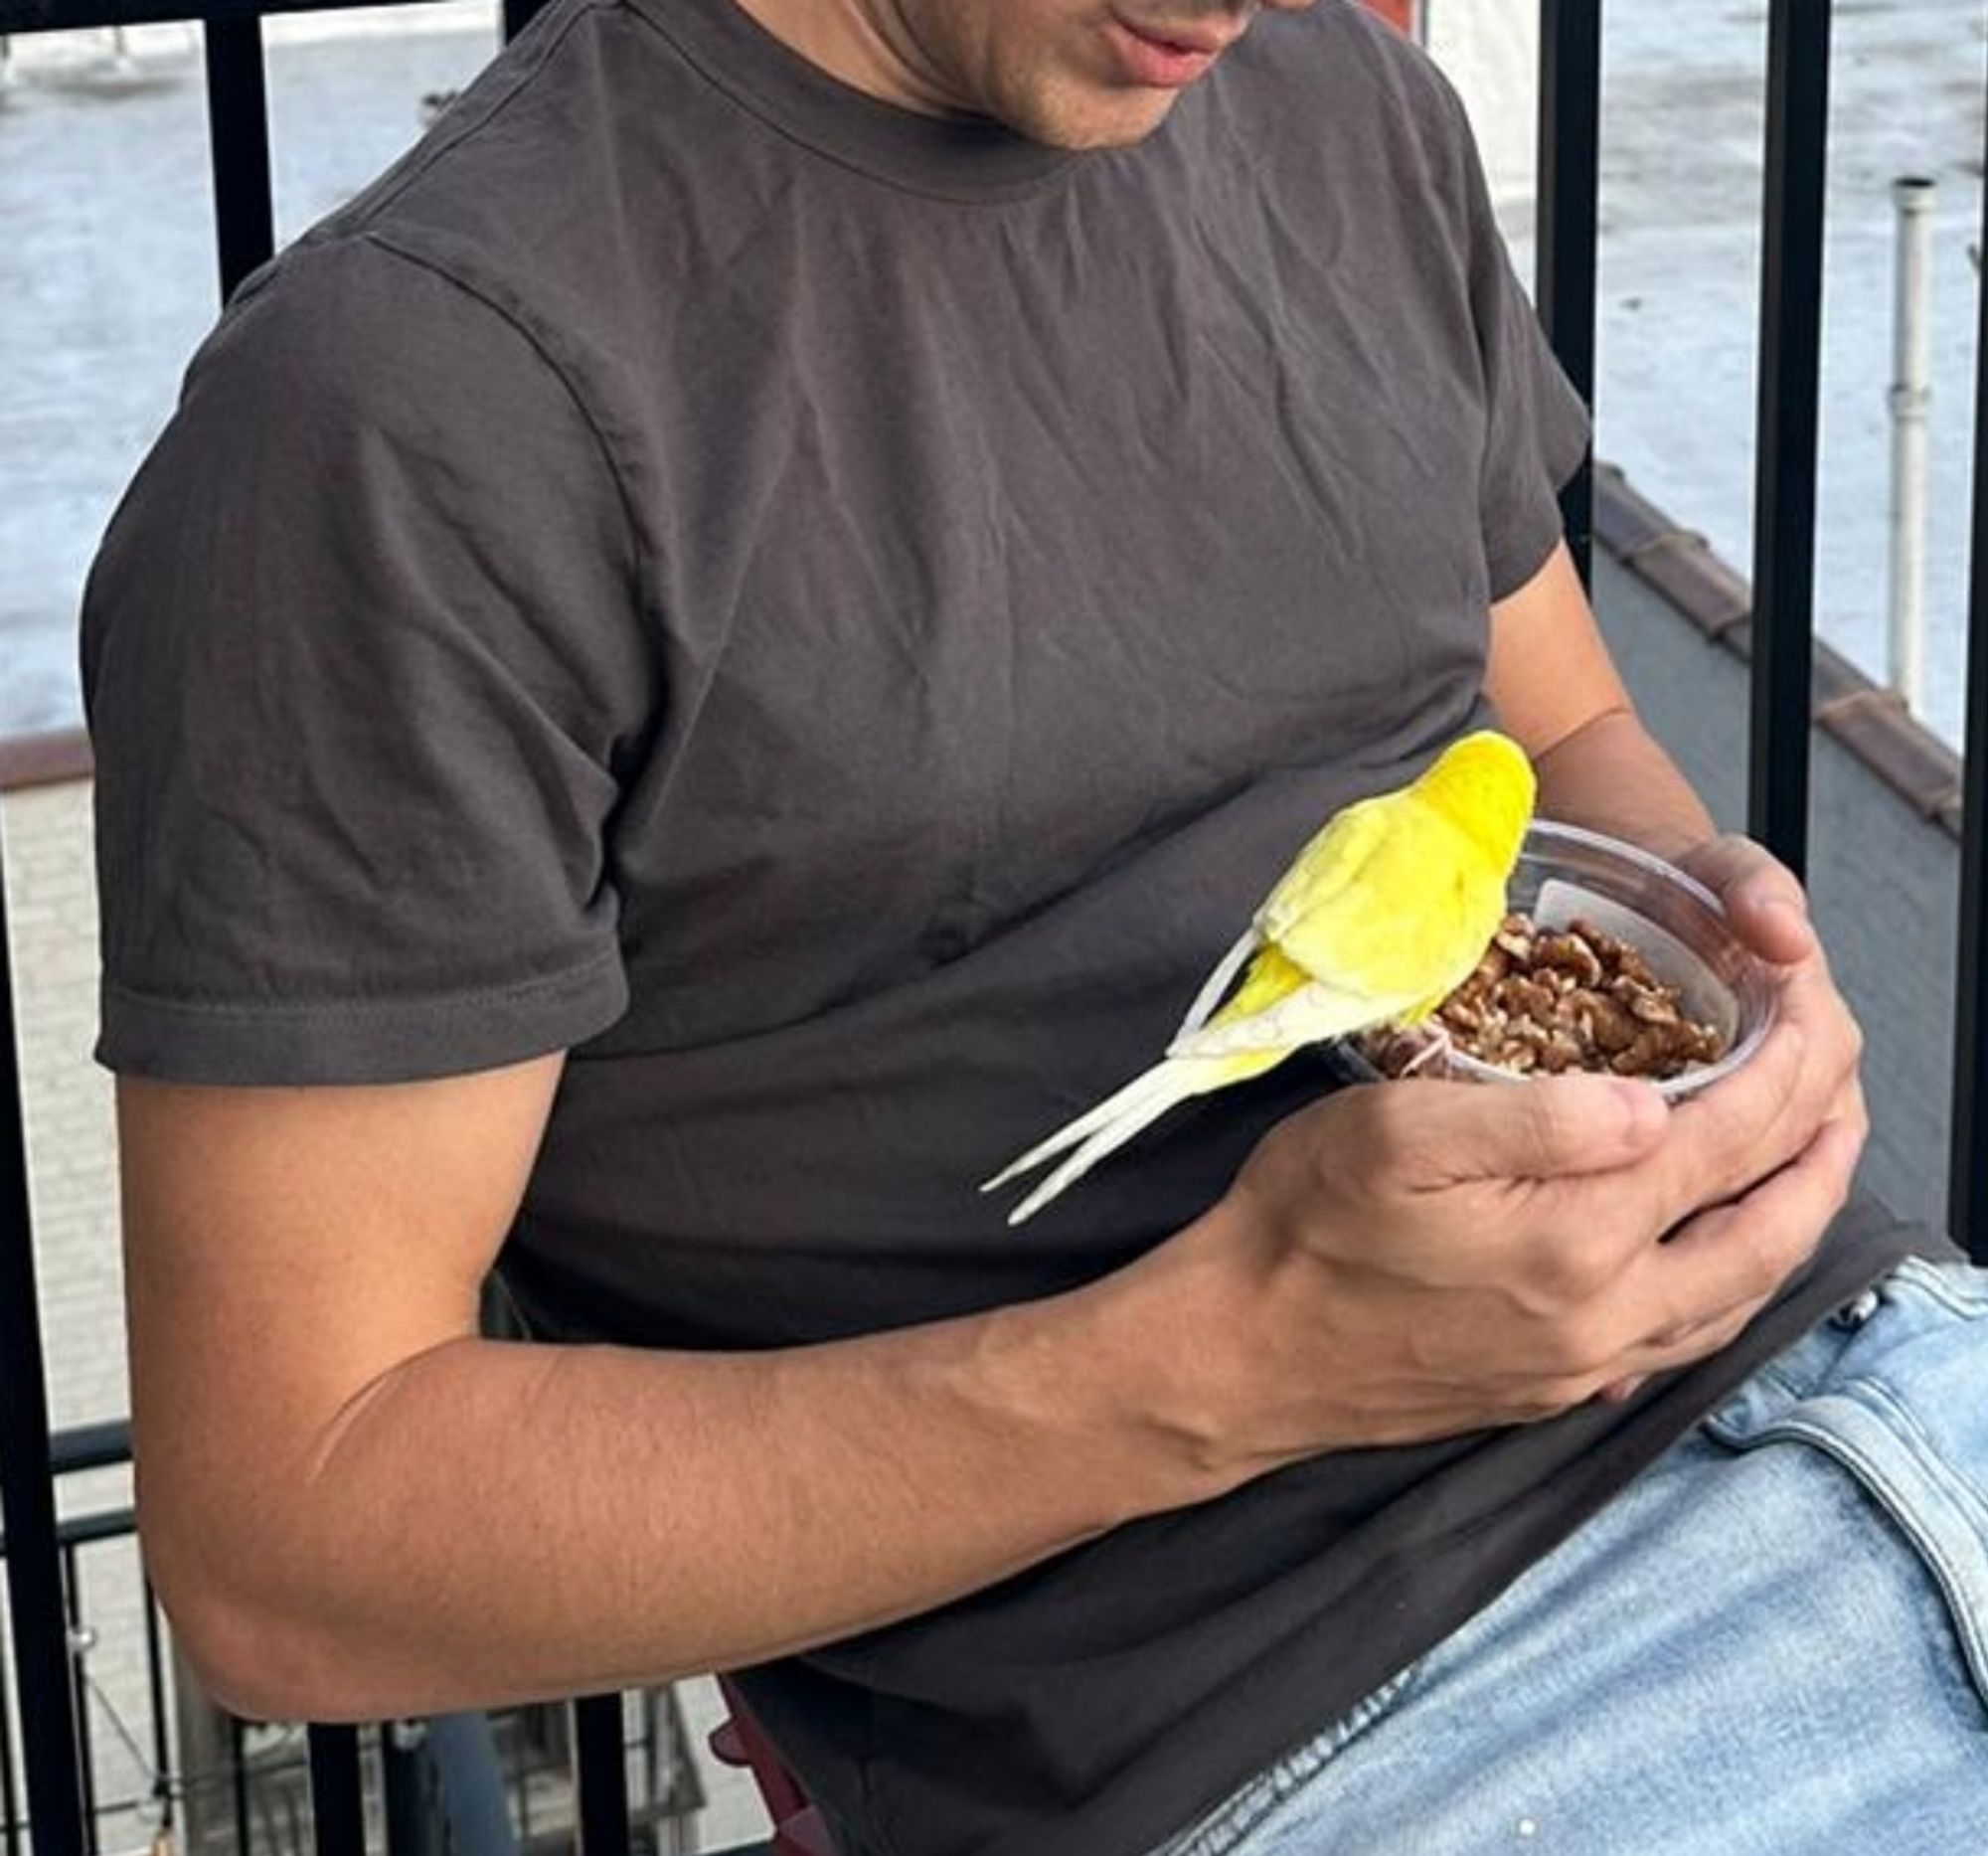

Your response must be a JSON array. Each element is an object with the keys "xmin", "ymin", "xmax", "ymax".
[{"xmin": 1361, "ymin": 0, "xmax": 1418, "ymax": 34}]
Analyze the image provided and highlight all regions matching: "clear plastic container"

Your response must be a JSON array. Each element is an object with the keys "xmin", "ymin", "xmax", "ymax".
[{"xmin": 1334, "ymin": 818, "xmax": 1777, "ymax": 1101}]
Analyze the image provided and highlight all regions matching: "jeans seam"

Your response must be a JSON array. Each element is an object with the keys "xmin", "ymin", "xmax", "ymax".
[
  {"xmin": 1887, "ymin": 1256, "xmax": 1988, "ymax": 1319},
  {"xmin": 1744, "ymin": 1410, "xmax": 1988, "ymax": 1714},
  {"xmin": 1165, "ymin": 1658, "xmax": 1426, "ymax": 1856}
]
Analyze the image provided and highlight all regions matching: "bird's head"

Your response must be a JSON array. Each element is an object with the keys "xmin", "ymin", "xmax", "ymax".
[{"xmin": 1413, "ymin": 729, "xmax": 1537, "ymax": 872}]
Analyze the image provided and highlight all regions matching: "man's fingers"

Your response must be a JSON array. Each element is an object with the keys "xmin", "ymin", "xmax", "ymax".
[
  {"xmin": 1392, "ymin": 1072, "xmax": 1668, "ymax": 1189},
  {"xmin": 1632, "ymin": 1117, "xmax": 1863, "ymax": 1349},
  {"xmin": 1678, "ymin": 832, "xmax": 1817, "ymax": 965},
  {"xmin": 1588, "ymin": 1118, "xmax": 1860, "ymax": 1407},
  {"xmin": 1632, "ymin": 1018, "xmax": 1814, "ymax": 1232}
]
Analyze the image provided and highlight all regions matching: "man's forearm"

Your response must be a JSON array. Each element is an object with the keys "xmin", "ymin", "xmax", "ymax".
[
  {"xmin": 1530, "ymin": 706, "xmax": 1717, "ymax": 865},
  {"xmin": 1484, "ymin": 542, "xmax": 1720, "ymax": 864},
  {"xmin": 175, "ymin": 1267, "xmax": 1216, "ymax": 1723}
]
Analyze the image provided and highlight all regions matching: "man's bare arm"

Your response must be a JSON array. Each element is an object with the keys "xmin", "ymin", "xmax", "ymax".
[
  {"xmin": 121, "ymin": 1059, "xmax": 1196, "ymax": 1723},
  {"xmin": 1483, "ymin": 539, "xmax": 1716, "ymax": 858}
]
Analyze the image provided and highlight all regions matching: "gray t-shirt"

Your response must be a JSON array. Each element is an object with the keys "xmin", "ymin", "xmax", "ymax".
[{"xmin": 82, "ymin": 2, "xmax": 1927, "ymax": 1851}]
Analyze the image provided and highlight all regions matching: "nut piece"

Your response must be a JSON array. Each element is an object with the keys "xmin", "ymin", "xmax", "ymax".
[{"xmin": 1358, "ymin": 910, "xmax": 1729, "ymax": 1085}]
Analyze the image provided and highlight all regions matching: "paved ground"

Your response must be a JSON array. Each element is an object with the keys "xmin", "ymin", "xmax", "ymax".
[{"xmin": 2, "ymin": 2, "xmax": 1985, "ymax": 746}]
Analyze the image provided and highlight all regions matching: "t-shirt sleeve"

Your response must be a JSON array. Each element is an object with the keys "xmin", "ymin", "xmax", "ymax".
[
  {"xmin": 1446, "ymin": 93, "xmax": 1592, "ymax": 601},
  {"xmin": 82, "ymin": 234, "xmax": 656, "ymax": 1085}
]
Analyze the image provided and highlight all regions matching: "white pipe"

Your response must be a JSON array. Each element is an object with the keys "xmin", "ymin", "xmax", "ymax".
[{"xmin": 1888, "ymin": 175, "xmax": 1937, "ymax": 714}]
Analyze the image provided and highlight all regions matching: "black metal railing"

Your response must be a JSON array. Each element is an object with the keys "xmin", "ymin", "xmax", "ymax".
[
  {"xmin": 4, "ymin": 2, "xmax": 1988, "ymax": 1855},
  {"xmin": 1, "ymin": 1427, "xmax": 704, "ymax": 1856},
  {"xmin": 1950, "ymin": 21, "xmax": 1988, "ymax": 1267},
  {"xmin": 0, "ymin": 859, "xmax": 79, "ymax": 1856},
  {"xmin": 1536, "ymin": 0, "xmax": 1601, "ymax": 583},
  {"xmin": 1747, "ymin": 0, "xmax": 1833, "ymax": 880}
]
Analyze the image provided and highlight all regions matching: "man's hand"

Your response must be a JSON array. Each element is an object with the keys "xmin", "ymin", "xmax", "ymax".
[
  {"xmin": 1111, "ymin": 950, "xmax": 1863, "ymax": 1481},
  {"xmin": 1599, "ymin": 830, "xmax": 1872, "ymax": 1396},
  {"xmin": 1480, "ymin": 545, "xmax": 1870, "ymax": 1417},
  {"xmin": 1671, "ymin": 831, "xmax": 1868, "ymax": 1240}
]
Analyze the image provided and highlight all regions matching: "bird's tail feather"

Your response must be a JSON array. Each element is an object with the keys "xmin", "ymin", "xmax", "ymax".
[
  {"xmin": 983, "ymin": 1051, "xmax": 1275, "ymax": 1226},
  {"xmin": 1171, "ymin": 928, "xmax": 1259, "ymax": 1043},
  {"xmin": 980, "ymin": 1060, "xmax": 1189, "ymax": 1194}
]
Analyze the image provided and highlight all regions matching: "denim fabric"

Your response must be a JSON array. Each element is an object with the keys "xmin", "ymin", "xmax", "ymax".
[{"xmin": 1153, "ymin": 1258, "xmax": 1988, "ymax": 1854}]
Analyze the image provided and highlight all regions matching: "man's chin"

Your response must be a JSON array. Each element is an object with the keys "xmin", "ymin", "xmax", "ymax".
[{"xmin": 1009, "ymin": 88, "xmax": 1182, "ymax": 151}]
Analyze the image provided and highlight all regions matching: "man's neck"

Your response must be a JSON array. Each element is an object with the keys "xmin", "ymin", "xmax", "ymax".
[{"xmin": 727, "ymin": 0, "xmax": 957, "ymax": 117}]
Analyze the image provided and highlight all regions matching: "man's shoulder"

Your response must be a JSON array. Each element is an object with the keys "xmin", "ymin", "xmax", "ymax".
[
  {"xmin": 188, "ymin": 230, "xmax": 539, "ymax": 423},
  {"xmin": 258, "ymin": 0, "xmax": 721, "ymax": 348},
  {"xmin": 1221, "ymin": 1, "xmax": 1474, "ymax": 159}
]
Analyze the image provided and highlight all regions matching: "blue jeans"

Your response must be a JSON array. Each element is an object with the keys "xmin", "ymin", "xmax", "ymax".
[{"xmin": 1153, "ymin": 1257, "xmax": 1988, "ymax": 1854}]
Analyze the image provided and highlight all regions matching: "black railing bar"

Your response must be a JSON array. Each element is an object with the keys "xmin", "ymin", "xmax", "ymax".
[
  {"xmin": 231, "ymin": 1714, "xmax": 253, "ymax": 1856},
  {"xmin": 502, "ymin": 0, "xmax": 548, "ymax": 41},
  {"xmin": 0, "ymin": 1505, "xmax": 137, "ymax": 1558},
  {"xmin": 49, "ymin": 1422, "xmax": 130, "ymax": 1477},
  {"xmin": 571, "ymin": 1694, "xmax": 630, "ymax": 1856},
  {"xmin": 0, "ymin": 825, "xmax": 86, "ymax": 1856},
  {"xmin": 308, "ymin": 1724, "xmax": 366, "ymax": 1856},
  {"xmin": 0, "ymin": 0, "xmax": 458, "ymax": 36},
  {"xmin": 203, "ymin": 14, "xmax": 277, "ymax": 302},
  {"xmin": 61, "ymin": 1546, "xmax": 101, "ymax": 1856},
  {"xmin": 142, "ymin": 1580, "xmax": 174, "ymax": 1833},
  {"xmin": 1536, "ymin": 0, "xmax": 1603, "ymax": 587},
  {"xmin": 381, "ymin": 1724, "xmax": 427, "ymax": 1856},
  {"xmin": 1946, "ymin": 58, "xmax": 1988, "ymax": 1262},
  {"xmin": 1746, "ymin": 0, "xmax": 1832, "ymax": 879},
  {"xmin": 0, "ymin": 1598, "xmax": 20, "ymax": 1856}
]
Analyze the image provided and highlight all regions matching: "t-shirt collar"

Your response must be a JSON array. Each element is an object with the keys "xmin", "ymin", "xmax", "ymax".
[{"xmin": 628, "ymin": 0, "xmax": 1084, "ymax": 199}]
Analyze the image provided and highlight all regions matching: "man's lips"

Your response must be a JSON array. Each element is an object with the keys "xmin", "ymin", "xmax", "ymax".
[
  {"xmin": 1104, "ymin": 14, "xmax": 1242, "ymax": 87},
  {"xmin": 1122, "ymin": 16, "xmax": 1239, "ymax": 56}
]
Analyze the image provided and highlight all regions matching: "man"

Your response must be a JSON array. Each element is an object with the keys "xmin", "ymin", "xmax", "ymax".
[{"xmin": 83, "ymin": 1, "xmax": 1979, "ymax": 1851}]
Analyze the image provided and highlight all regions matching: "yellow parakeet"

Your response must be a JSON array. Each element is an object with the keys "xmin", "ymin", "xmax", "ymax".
[{"xmin": 982, "ymin": 729, "xmax": 1537, "ymax": 1225}]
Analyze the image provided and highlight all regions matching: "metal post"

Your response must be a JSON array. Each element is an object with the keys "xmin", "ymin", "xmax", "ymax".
[
  {"xmin": 201, "ymin": 16, "xmax": 275, "ymax": 302},
  {"xmin": 230, "ymin": 1715, "xmax": 250, "ymax": 1856},
  {"xmin": 381, "ymin": 1723, "xmax": 429, "ymax": 1856},
  {"xmin": 1947, "ymin": 96, "xmax": 1988, "ymax": 1260},
  {"xmin": 61, "ymin": 1548, "xmax": 98, "ymax": 1855},
  {"xmin": 141, "ymin": 1583, "xmax": 173, "ymax": 1834},
  {"xmin": 1888, "ymin": 176, "xmax": 1936, "ymax": 714},
  {"xmin": 0, "ymin": 814, "xmax": 86, "ymax": 1856},
  {"xmin": 0, "ymin": 1600, "xmax": 21, "ymax": 1856},
  {"xmin": 501, "ymin": 0, "xmax": 548, "ymax": 43},
  {"xmin": 571, "ymin": 1696, "xmax": 629, "ymax": 1856},
  {"xmin": 1536, "ymin": 0, "xmax": 1603, "ymax": 586},
  {"xmin": 307, "ymin": 1726, "xmax": 366, "ymax": 1856},
  {"xmin": 1747, "ymin": 0, "xmax": 1833, "ymax": 881}
]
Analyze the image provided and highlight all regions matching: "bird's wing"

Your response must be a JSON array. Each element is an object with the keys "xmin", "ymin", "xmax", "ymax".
[
  {"xmin": 1273, "ymin": 805, "xmax": 1498, "ymax": 995},
  {"xmin": 1170, "ymin": 926, "xmax": 1261, "ymax": 1043},
  {"xmin": 1253, "ymin": 792, "xmax": 1399, "ymax": 949},
  {"xmin": 1185, "ymin": 804, "xmax": 1512, "ymax": 1060},
  {"xmin": 1168, "ymin": 971, "xmax": 1421, "ymax": 1059}
]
